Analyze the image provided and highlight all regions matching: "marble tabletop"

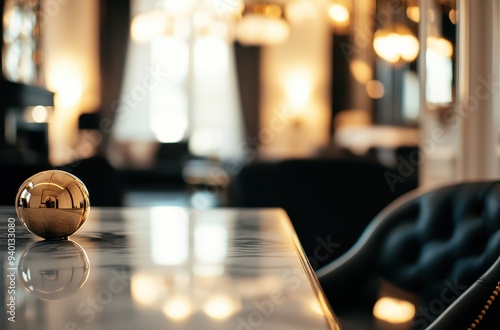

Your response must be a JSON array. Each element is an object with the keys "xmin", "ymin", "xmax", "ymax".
[{"xmin": 0, "ymin": 207, "xmax": 340, "ymax": 330}]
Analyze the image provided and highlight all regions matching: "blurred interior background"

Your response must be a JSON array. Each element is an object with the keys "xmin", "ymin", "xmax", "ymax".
[{"xmin": 3, "ymin": 0, "xmax": 500, "ymax": 263}]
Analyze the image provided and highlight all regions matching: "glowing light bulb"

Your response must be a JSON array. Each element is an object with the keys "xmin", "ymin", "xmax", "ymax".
[{"xmin": 328, "ymin": 3, "xmax": 349, "ymax": 25}]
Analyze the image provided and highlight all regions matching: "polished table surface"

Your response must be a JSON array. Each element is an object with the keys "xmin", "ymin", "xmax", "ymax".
[{"xmin": 0, "ymin": 207, "xmax": 340, "ymax": 330}]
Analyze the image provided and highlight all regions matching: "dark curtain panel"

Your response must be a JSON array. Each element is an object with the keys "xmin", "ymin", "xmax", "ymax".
[
  {"xmin": 330, "ymin": 33, "xmax": 350, "ymax": 136},
  {"xmin": 234, "ymin": 42, "xmax": 261, "ymax": 145},
  {"xmin": 0, "ymin": 0, "xmax": 3, "ymax": 76},
  {"xmin": 0, "ymin": 0, "xmax": 5, "ymax": 151},
  {"xmin": 98, "ymin": 0, "xmax": 130, "ymax": 150},
  {"xmin": 62, "ymin": 0, "xmax": 130, "ymax": 206}
]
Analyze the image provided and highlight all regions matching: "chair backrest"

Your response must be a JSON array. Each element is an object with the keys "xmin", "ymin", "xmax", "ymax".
[
  {"xmin": 377, "ymin": 181, "xmax": 500, "ymax": 302},
  {"xmin": 427, "ymin": 252, "xmax": 500, "ymax": 329},
  {"xmin": 317, "ymin": 181, "xmax": 500, "ymax": 323}
]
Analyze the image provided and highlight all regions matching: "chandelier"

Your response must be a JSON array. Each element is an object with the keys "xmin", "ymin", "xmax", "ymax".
[{"xmin": 130, "ymin": 0, "xmax": 292, "ymax": 46}]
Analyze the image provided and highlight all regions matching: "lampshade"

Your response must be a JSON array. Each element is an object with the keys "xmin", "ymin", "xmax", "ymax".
[
  {"xmin": 406, "ymin": 5, "xmax": 419, "ymax": 23},
  {"xmin": 131, "ymin": 10, "xmax": 169, "ymax": 43},
  {"xmin": 285, "ymin": 0, "xmax": 318, "ymax": 24},
  {"xmin": 236, "ymin": 3, "xmax": 289, "ymax": 45},
  {"xmin": 328, "ymin": 3, "xmax": 350, "ymax": 27},
  {"xmin": 373, "ymin": 24, "xmax": 419, "ymax": 64}
]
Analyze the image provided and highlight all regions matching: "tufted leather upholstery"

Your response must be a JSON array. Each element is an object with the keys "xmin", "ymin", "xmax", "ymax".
[
  {"xmin": 317, "ymin": 181, "xmax": 500, "ymax": 329},
  {"xmin": 428, "ymin": 252, "xmax": 500, "ymax": 329}
]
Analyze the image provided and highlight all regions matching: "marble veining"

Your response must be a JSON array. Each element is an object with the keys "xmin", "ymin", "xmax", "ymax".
[{"xmin": 0, "ymin": 207, "xmax": 340, "ymax": 330}]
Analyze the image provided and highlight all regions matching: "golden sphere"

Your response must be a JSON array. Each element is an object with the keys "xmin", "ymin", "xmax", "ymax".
[
  {"xmin": 15, "ymin": 170, "xmax": 90, "ymax": 240},
  {"xmin": 18, "ymin": 240, "xmax": 90, "ymax": 300}
]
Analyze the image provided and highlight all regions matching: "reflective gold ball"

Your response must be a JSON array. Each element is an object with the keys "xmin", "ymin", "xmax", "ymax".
[
  {"xmin": 18, "ymin": 240, "xmax": 90, "ymax": 300},
  {"xmin": 15, "ymin": 170, "xmax": 90, "ymax": 240}
]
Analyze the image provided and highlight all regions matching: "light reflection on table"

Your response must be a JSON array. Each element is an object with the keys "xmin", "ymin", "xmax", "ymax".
[{"xmin": 0, "ymin": 207, "xmax": 340, "ymax": 330}]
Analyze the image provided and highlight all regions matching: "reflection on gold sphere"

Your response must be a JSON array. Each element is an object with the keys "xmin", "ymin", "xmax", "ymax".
[
  {"xmin": 15, "ymin": 170, "xmax": 90, "ymax": 240},
  {"xmin": 18, "ymin": 240, "xmax": 90, "ymax": 300}
]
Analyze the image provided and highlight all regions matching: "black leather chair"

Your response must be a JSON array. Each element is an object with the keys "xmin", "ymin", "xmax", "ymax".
[
  {"xmin": 428, "ymin": 253, "xmax": 500, "ymax": 329},
  {"xmin": 317, "ymin": 181, "xmax": 500, "ymax": 329}
]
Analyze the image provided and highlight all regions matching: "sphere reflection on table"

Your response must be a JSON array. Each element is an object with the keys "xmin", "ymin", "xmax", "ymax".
[
  {"xmin": 18, "ymin": 240, "xmax": 90, "ymax": 300},
  {"xmin": 15, "ymin": 170, "xmax": 90, "ymax": 239}
]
